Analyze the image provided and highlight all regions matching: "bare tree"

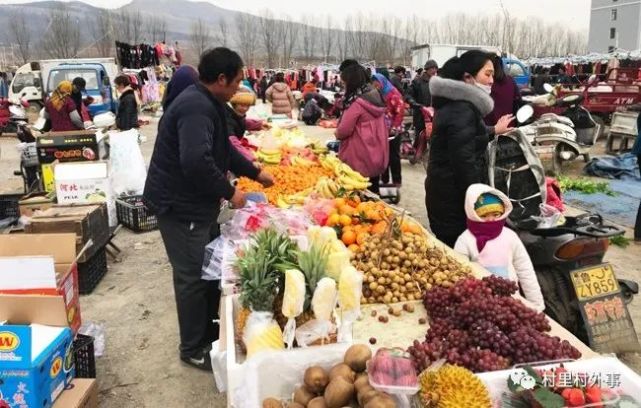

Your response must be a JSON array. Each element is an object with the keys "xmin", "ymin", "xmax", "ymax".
[
  {"xmin": 320, "ymin": 15, "xmax": 333, "ymax": 62},
  {"xmin": 300, "ymin": 15, "xmax": 316, "ymax": 60},
  {"xmin": 217, "ymin": 19, "xmax": 229, "ymax": 47},
  {"xmin": 235, "ymin": 13, "xmax": 258, "ymax": 65},
  {"xmin": 259, "ymin": 9, "xmax": 280, "ymax": 68},
  {"xmin": 280, "ymin": 16, "xmax": 299, "ymax": 66},
  {"xmin": 41, "ymin": 5, "xmax": 81, "ymax": 58},
  {"xmin": 146, "ymin": 15, "xmax": 168, "ymax": 43},
  {"xmin": 91, "ymin": 9, "xmax": 114, "ymax": 57},
  {"xmin": 116, "ymin": 9, "xmax": 144, "ymax": 44},
  {"xmin": 190, "ymin": 18, "xmax": 212, "ymax": 58},
  {"xmin": 9, "ymin": 9, "xmax": 31, "ymax": 64}
]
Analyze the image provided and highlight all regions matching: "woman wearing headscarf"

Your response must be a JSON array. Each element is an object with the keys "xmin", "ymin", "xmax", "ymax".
[
  {"xmin": 44, "ymin": 80, "xmax": 84, "ymax": 131},
  {"xmin": 372, "ymin": 73, "xmax": 405, "ymax": 186},
  {"xmin": 162, "ymin": 65, "xmax": 199, "ymax": 111},
  {"xmin": 334, "ymin": 63, "xmax": 389, "ymax": 194},
  {"xmin": 426, "ymin": 50, "xmax": 514, "ymax": 247}
]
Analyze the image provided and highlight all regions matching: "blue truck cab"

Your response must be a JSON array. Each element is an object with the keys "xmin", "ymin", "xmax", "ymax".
[
  {"xmin": 502, "ymin": 58, "xmax": 531, "ymax": 90},
  {"xmin": 46, "ymin": 63, "xmax": 117, "ymax": 116}
]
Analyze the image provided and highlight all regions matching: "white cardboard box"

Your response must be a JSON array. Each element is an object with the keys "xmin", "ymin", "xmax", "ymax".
[{"xmin": 54, "ymin": 161, "xmax": 117, "ymax": 226}]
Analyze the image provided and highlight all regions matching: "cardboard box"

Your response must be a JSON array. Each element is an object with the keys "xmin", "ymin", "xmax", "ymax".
[
  {"xmin": 54, "ymin": 161, "xmax": 117, "ymax": 227},
  {"xmin": 19, "ymin": 191, "xmax": 56, "ymax": 217},
  {"xmin": 0, "ymin": 233, "xmax": 81, "ymax": 334},
  {"xmin": 25, "ymin": 205, "xmax": 110, "ymax": 263},
  {"xmin": 53, "ymin": 379, "xmax": 98, "ymax": 408},
  {"xmin": 36, "ymin": 130, "xmax": 108, "ymax": 165},
  {"xmin": 0, "ymin": 295, "xmax": 75, "ymax": 408}
]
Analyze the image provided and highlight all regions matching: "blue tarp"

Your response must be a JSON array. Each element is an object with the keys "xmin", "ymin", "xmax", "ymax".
[
  {"xmin": 584, "ymin": 153, "xmax": 640, "ymax": 180},
  {"xmin": 563, "ymin": 154, "xmax": 641, "ymax": 227}
]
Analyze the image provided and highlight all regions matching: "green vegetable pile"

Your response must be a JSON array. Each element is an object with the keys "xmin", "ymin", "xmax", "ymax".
[{"xmin": 557, "ymin": 176, "xmax": 616, "ymax": 196}]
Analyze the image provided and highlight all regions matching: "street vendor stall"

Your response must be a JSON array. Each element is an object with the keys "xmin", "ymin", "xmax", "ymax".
[{"xmin": 205, "ymin": 126, "xmax": 641, "ymax": 408}]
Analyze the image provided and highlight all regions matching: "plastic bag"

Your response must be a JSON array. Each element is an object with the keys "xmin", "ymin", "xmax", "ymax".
[
  {"xmin": 533, "ymin": 203, "xmax": 565, "ymax": 229},
  {"xmin": 202, "ymin": 236, "xmax": 227, "ymax": 281},
  {"xmin": 109, "ymin": 129, "xmax": 147, "ymax": 195},
  {"xmin": 306, "ymin": 277, "xmax": 337, "ymax": 346},
  {"xmin": 337, "ymin": 266, "xmax": 363, "ymax": 343},
  {"xmin": 295, "ymin": 319, "xmax": 337, "ymax": 348},
  {"xmin": 282, "ymin": 269, "xmax": 306, "ymax": 349},
  {"xmin": 79, "ymin": 321, "xmax": 105, "ymax": 357},
  {"xmin": 243, "ymin": 311, "xmax": 285, "ymax": 358}
]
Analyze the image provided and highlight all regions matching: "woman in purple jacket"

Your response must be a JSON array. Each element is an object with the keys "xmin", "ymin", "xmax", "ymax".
[
  {"xmin": 485, "ymin": 55, "xmax": 521, "ymax": 126},
  {"xmin": 335, "ymin": 63, "xmax": 389, "ymax": 194}
]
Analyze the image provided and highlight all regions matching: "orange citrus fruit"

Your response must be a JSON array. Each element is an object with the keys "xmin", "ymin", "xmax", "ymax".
[
  {"xmin": 342, "ymin": 230, "xmax": 357, "ymax": 245},
  {"xmin": 339, "ymin": 214, "xmax": 352, "ymax": 227},
  {"xmin": 334, "ymin": 198, "xmax": 346, "ymax": 207},
  {"xmin": 347, "ymin": 244, "xmax": 360, "ymax": 252},
  {"xmin": 340, "ymin": 204, "xmax": 355, "ymax": 216},
  {"xmin": 372, "ymin": 221, "xmax": 388, "ymax": 235}
]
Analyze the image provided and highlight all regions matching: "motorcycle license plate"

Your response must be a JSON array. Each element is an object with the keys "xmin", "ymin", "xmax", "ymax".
[{"xmin": 570, "ymin": 263, "xmax": 620, "ymax": 301}]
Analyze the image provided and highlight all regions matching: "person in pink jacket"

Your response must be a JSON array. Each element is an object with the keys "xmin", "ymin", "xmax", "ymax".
[
  {"xmin": 335, "ymin": 63, "xmax": 389, "ymax": 194},
  {"xmin": 454, "ymin": 183, "xmax": 545, "ymax": 312}
]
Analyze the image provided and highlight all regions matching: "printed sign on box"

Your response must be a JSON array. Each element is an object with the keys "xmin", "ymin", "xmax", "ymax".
[{"xmin": 54, "ymin": 161, "xmax": 117, "ymax": 226}]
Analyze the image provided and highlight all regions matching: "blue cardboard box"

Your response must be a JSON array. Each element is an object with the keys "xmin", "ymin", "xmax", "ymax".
[{"xmin": 0, "ymin": 295, "xmax": 75, "ymax": 408}]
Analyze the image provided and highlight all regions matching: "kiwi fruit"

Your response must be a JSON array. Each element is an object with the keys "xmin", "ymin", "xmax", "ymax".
[
  {"xmin": 304, "ymin": 366, "xmax": 329, "ymax": 394},
  {"xmin": 307, "ymin": 397, "xmax": 328, "ymax": 408},
  {"xmin": 262, "ymin": 397, "xmax": 282, "ymax": 408},
  {"xmin": 293, "ymin": 386, "xmax": 316, "ymax": 406},
  {"xmin": 354, "ymin": 373, "xmax": 370, "ymax": 393},
  {"xmin": 324, "ymin": 377, "xmax": 355, "ymax": 408},
  {"xmin": 287, "ymin": 403, "xmax": 305, "ymax": 408},
  {"xmin": 344, "ymin": 344, "xmax": 372, "ymax": 373},
  {"xmin": 329, "ymin": 363, "xmax": 355, "ymax": 383}
]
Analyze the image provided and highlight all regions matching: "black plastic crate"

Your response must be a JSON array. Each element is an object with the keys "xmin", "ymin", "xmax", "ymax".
[
  {"xmin": 0, "ymin": 193, "xmax": 22, "ymax": 219},
  {"xmin": 116, "ymin": 195, "xmax": 158, "ymax": 232},
  {"xmin": 73, "ymin": 334, "xmax": 96, "ymax": 378},
  {"xmin": 78, "ymin": 247, "xmax": 108, "ymax": 295}
]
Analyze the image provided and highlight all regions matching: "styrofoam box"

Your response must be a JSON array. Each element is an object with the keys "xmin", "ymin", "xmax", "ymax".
[
  {"xmin": 217, "ymin": 295, "xmax": 351, "ymax": 408},
  {"xmin": 476, "ymin": 356, "xmax": 641, "ymax": 404}
]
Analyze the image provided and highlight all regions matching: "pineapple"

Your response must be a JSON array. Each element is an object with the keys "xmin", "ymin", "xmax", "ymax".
[{"xmin": 237, "ymin": 246, "xmax": 279, "ymax": 312}]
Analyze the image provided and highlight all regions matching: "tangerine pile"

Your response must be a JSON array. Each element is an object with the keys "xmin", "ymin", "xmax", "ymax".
[
  {"xmin": 236, "ymin": 164, "xmax": 334, "ymax": 204},
  {"xmin": 323, "ymin": 197, "xmax": 423, "ymax": 251}
]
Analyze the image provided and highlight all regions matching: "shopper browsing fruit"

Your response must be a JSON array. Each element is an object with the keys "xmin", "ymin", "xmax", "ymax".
[
  {"xmin": 143, "ymin": 47, "xmax": 274, "ymax": 371},
  {"xmin": 454, "ymin": 184, "xmax": 545, "ymax": 312}
]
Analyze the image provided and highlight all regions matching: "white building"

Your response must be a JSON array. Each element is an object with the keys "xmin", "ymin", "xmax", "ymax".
[{"xmin": 588, "ymin": 0, "xmax": 641, "ymax": 52}]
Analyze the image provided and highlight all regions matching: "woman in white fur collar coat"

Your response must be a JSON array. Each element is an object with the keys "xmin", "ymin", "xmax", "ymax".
[{"xmin": 425, "ymin": 50, "xmax": 514, "ymax": 248}]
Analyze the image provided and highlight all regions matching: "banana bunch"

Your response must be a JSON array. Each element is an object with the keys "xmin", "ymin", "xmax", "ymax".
[
  {"xmin": 290, "ymin": 156, "xmax": 316, "ymax": 167},
  {"xmin": 319, "ymin": 154, "xmax": 342, "ymax": 172},
  {"xmin": 336, "ymin": 163, "xmax": 370, "ymax": 191},
  {"xmin": 314, "ymin": 177, "xmax": 340, "ymax": 198},
  {"xmin": 310, "ymin": 142, "xmax": 329, "ymax": 155},
  {"xmin": 256, "ymin": 148, "xmax": 281, "ymax": 165},
  {"xmin": 276, "ymin": 188, "xmax": 313, "ymax": 208}
]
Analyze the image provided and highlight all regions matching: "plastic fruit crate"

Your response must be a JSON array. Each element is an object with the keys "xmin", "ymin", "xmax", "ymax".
[
  {"xmin": 0, "ymin": 193, "xmax": 22, "ymax": 219},
  {"xmin": 78, "ymin": 247, "xmax": 108, "ymax": 295},
  {"xmin": 116, "ymin": 195, "xmax": 158, "ymax": 232},
  {"xmin": 73, "ymin": 334, "xmax": 96, "ymax": 378}
]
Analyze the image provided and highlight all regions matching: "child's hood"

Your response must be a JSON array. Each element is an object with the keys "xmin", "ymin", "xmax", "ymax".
[{"xmin": 465, "ymin": 183, "xmax": 513, "ymax": 222}]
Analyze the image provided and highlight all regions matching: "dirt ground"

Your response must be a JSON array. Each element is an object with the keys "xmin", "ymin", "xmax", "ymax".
[{"xmin": 1, "ymin": 111, "xmax": 640, "ymax": 407}]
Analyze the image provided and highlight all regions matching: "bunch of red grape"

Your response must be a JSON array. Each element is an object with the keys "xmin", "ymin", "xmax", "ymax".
[{"xmin": 407, "ymin": 277, "xmax": 582, "ymax": 373}]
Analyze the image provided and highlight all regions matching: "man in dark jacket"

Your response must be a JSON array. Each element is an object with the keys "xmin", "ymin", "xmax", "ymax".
[
  {"xmin": 407, "ymin": 60, "xmax": 438, "ymax": 143},
  {"xmin": 114, "ymin": 75, "xmax": 139, "ymax": 130},
  {"xmin": 391, "ymin": 66, "xmax": 405, "ymax": 93},
  {"xmin": 143, "ymin": 47, "xmax": 274, "ymax": 370}
]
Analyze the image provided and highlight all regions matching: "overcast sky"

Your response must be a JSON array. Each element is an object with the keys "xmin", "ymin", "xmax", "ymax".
[{"xmin": 0, "ymin": 0, "xmax": 592, "ymax": 30}]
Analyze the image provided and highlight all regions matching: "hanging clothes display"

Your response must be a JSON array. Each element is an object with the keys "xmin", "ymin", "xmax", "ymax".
[{"xmin": 116, "ymin": 41, "xmax": 160, "ymax": 69}]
